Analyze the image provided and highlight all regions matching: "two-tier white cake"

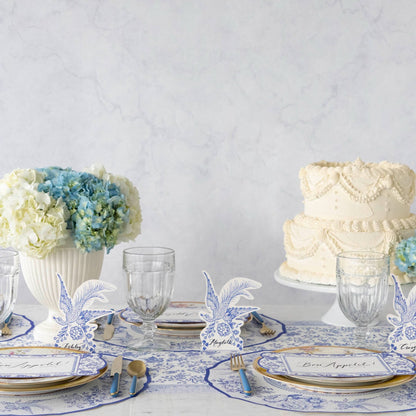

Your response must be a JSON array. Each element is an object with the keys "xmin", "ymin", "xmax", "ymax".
[{"xmin": 279, "ymin": 159, "xmax": 416, "ymax": 285}]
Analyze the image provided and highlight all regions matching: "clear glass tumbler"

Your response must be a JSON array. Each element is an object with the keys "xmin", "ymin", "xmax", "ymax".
[
  {"xmin": 0, "ymin": 249, "xmax": 19, "ymax": 326},
  {"xmin": 123, "ymin": 247, "xmax": 175, "ymax": 350},
  {"xmin": 336, "ymin": 251, "xmax": 389, "ymax": 348}
]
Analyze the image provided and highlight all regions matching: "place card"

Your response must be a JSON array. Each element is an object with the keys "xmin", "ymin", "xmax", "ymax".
[
  {"xmin": 53, "ymin": 274, "xmax": 116, "ymax": 352},
  {"xmin": 258, "ymin": 351, "xmax": 416, "ymax": 377},
  {"xmin": 199, "ymin": 271, "xmax": 261, "ymax": 351},
  {"xmin": 156, "ymin": 303, "xmax": 205, "ymax": 324},
  {"xmin": 388, "ymin": 275, "xmax": 416, "ymax": 355},
  {"xmin": 0, "ymin": 352, "xmax": 106, "ymax": 378}
]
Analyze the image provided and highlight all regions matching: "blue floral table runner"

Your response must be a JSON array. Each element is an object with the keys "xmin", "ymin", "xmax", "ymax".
[{"xmin": 2, "ymin": 312, "xmax": 416, "ymax": 415}]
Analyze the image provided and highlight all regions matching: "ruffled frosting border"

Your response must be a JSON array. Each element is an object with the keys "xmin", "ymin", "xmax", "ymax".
[
  {"xmin": 288, "ymin": 213, "xmax": 416, "ymax": 233},
  {"xmin": 299, "ymin": 159, "xmax": 416, "ymax": 204}
]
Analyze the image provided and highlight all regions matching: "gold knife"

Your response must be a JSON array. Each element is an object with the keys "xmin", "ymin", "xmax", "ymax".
[
  {"xmin": 103, "ymin": 311, "xmax": 115, "ymax": 340},
  {"xmin": 110, "ymin": 355, "xmax": 123, "ymax": 396}
]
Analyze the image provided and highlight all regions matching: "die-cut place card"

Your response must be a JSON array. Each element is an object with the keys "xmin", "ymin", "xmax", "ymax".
[
  {"xmin": 0, "ymin": 352, "xmax": 107, "ymax": 378},
  {"xmin": 156, "ymin": 302, "xmax": 205, "ymax": 325},
  {"xmin": 200, "ymin": 271, "xmax": 261, "ymax": 351},
  {"xmin": 257, "ymin": 351, "xmax": 416, "ymax": 377},
  {"xmin": 53, "ymin": 274, "xmax": 116, "ymax": 352},
  {"xmin": 388, "ymin": 275, "xmax": 416, "ymax": 355}
]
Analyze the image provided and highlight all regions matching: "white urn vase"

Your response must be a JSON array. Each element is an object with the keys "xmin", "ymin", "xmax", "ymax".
[{"xmin": 19, "ymin": 243, "xmax": 104, "ymax": 343}]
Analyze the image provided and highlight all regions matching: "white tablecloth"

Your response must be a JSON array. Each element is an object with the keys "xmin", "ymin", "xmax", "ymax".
[{"xmin": 8, "ymin": 303, "xmax": 416, "ymax": 416}]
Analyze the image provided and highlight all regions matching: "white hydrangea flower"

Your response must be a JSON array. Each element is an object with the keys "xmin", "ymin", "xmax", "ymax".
[
  {"xmin": 87, "ymin": 164, "xmax": 142, "ymax": 242},
  {"xmin": 0, "ymin": 169, "xmax": 69, "ymax": 258}
]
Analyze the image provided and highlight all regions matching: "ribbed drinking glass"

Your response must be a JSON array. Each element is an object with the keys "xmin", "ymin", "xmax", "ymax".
[
  {"xmin": 336, "ymin": 251, "xmax": 389, "ymax": 348},
  {"xmin": 123, "ymin": 247, "xmax": 175, "ymax": 350},
  {"xmin": 0, "ymin": 249, "xmax": 19, "ymax": 326}
]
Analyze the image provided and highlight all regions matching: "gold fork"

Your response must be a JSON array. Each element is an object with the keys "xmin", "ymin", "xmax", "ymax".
[
  {"xmin": 230, "ymin": 354, "xmax": 252, "ymax": 396},
  {"xmin": 251, "ymin": 311, "xmax": 275, "ymax": 336}
]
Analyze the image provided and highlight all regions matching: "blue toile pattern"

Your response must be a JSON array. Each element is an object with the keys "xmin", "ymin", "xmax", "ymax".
[
  {"xmin": 387, "ymin": 275, "xmax": 416, "ymax": 354},
  {"xmin": 199, "ymin": 271, "xmax": 261, "ymax": 351},
  {"xmin": 102, "ymin": 310, "xmax": 285, "ymax": 352},
  {"xmin": 6, "ymin": 312, "xmax": 416, "ymax": 414},
  {"xmin": 53, "ymin": 274, "xmax": 116, "ymax": 352},
  {"xmin": 0, "ymin": 353, "xmax": 150, "ymax": 415},
  {"xmin": 0, "ymin": 313, "xmax": 34, "ymax": 342}
]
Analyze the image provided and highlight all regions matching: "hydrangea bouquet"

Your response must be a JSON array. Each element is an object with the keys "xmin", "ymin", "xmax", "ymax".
[
  {"xmin": 0, "ymin": 164, "xmax": 141, "ymax": 258},
  {"xmin": 395, "ymin": 236, "xmax": 416, "ymax": 278}
]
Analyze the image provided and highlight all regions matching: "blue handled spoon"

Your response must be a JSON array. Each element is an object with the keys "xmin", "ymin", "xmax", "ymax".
[
  {"xmin": 127, "ymin": 360, "xmax": 146, "ymax": 396},
  {"xmin": 2, "ymin": 313, "xmax": 12, "ymax": 336}
]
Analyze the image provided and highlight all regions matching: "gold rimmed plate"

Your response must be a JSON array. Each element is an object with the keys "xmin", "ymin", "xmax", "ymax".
[
  {"xmin": 284, "ymin": 374, "xmax": 395, "ymax": 387},
  {"xmin": 253, "ymin": 346, "xmax": 416, "ymax": 393},
  {"xmin": 0, "ymin": 367, "xmax": 107, "ymax": 395},
  {"xmin": 0, "ymin": 346, "xmax": 108, "ymax": 394},
  {"xmin": 155, "ymin": 301, "xmax": 206, "ymax": 326},
  {"xmin": 156, "ymin": 314, "xmax": 252, "ymax": 330},
  {"xmin": 120, "ymin": 301, "xmax": 206, "ymax": 330},
  {"xmin": 261, "ymin": 372, "xmax": 415, "ymax": 394},
  {"xmin": 120, "ymin": 301, "xmax": 252, "ymax": 333},
  {"xmin": 0, "ymin": 375, "xmax": 79, "ymax": 387}
]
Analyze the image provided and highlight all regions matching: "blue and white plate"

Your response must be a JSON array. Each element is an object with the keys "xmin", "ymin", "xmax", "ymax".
[
  {"xmin": 262, "ymin": 373, "xmax": 415, "ymax": 394},
  {"xmin": 254, "ymin": 346, "xmax": 416, "ymax": 390},
  {"xmin": 0, "ymin": 313, "xmax": 34, "ymax": 342},
  {"xmin": 120, "ymin": 301, "xmax": 252, "ymax": 332},
  {"xmin": 0, "ymin": 346, "xmax": 108, "ymax": 394},
  {"xmin": 120, "ymin": 301, "xmax": 207, "ymax": 330}
]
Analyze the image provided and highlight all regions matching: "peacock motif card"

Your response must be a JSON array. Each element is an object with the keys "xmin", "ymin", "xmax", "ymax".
[
  {"xmin": 52, "ymin": 274, "xmax": 116, "ymax": 352},
  {"xmin": 388, "ymin": 275, "xmax": 416, "ymax": 355},
  {"xmin": 199, "ymin": 271, "xmax": 261, "ymax": 351}
]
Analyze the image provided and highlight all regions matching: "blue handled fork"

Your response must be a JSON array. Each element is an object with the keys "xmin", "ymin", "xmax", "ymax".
[
  {"xmin": 230, "ymin": 354, "xmax": 252, "ymax": 396},
  {"xmin": 251, "ymin": 311, "xmax": 276, "ymax": 336}
]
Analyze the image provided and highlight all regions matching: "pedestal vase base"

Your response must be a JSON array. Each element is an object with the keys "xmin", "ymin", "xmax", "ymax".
[{"xmin": 33, "ymin": 311, "xmax": 61, "ymax": 343}]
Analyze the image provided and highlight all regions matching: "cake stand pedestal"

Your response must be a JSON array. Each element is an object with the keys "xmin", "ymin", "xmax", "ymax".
[
  {"xmin": 274, "ymin": 271, "xmax": 351, "ymax": 326},
  {"xmin": 275, "ymin": 271, "xmax": 413, "ymax": 327}
]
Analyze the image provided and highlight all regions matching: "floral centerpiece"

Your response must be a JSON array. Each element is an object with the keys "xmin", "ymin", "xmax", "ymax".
[
  {"xmin": 0, "ymin": 164, "xmax": 141, "ymax": 342},
  {"xmin": 395, "ymin": 236, "xmax": 416, "ymax": 278},
  {"xmin": 0, "ymin": 164, "xmax": 141, "ymax": 257}
]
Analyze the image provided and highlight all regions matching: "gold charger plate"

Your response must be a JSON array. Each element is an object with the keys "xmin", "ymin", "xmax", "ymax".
[
  {"xmin": 0, "ymin": 368, "xmax": 107, "ymax": 395},
  {"xmin": 0, "ymin": 375, "xmax": 79, "ymax": 388},
  {"xmin": 253, "ymin": 346, "xmax": 416, "ymax": 393},
  {"xmin": 261, "ymin": 372, "xmax": 415, "ymax": 394}
]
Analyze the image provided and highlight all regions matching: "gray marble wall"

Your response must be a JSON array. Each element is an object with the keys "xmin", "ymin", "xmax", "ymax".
[{"xmin": 1, "ymin": 1, "xmax": 415, "ymax": 310}]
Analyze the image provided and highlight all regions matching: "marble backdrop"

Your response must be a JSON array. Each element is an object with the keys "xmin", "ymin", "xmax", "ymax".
[{"xmin": 1, "ymin": 1, "xmax": 415, "ymax": 312}]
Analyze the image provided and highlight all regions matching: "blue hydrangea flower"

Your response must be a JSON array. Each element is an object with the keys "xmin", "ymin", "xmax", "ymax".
[
  {"xmin": 36, "ymin": 167, "xmax": 129, "ymax": 253},
  {"xmin": 395, "ymin": 236, "xmax": 416, "ymax": 277}
]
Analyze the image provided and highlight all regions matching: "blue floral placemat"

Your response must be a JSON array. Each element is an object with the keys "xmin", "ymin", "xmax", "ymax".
[
  {"xmin": 96, "ymin": 312, "xmax": 286, "ymax": 352},
  {"xmin": 0, "ymin": 354, "xmax": 150, "ymax": 416},
  {"xmin": 0, "ymin": 313, "xmax": 34, "ymax": 344},
  {"xmin": 206, "ymin": 349, "xmax": 416, "ymax": 413},
  {"xmin": 2, "ymin": 314, "xmax": 409, "ymax": 415}
]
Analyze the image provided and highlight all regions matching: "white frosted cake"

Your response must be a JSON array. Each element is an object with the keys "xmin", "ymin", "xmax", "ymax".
[{"xmin": 279, "ymin": 159, "xmax": 416, "ymax": 285}]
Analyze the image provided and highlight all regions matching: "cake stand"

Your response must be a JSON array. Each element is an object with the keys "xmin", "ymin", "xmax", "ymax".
[
  {"xmin": 274, "ymin": 271, "xmax": 351, "ymax": 326},
  {"xmin": 275, "ymin": 271, "xmax": 413, "ymax": 327}
]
